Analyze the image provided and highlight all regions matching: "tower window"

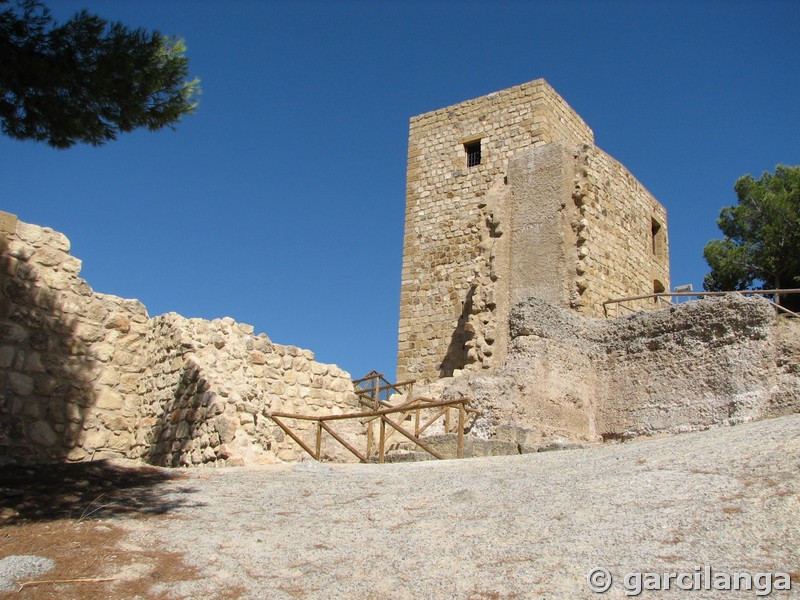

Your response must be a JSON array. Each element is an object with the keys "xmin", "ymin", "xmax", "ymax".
[
  {"xmin": 651, "ymin": 218, "xmax": 664, "ymax": 256},
  {"xmin": 653, "ymin": 279, "xmax": 665, "ymax": 304},
  {"xmin": 465, "ymin": 140, "xmax": 481, "ymax": 167}
]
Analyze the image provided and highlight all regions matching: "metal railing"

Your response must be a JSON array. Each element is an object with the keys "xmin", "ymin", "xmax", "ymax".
[{"xmin": 603, "ymin": 289, "xmax": 800, "ymax": 318}]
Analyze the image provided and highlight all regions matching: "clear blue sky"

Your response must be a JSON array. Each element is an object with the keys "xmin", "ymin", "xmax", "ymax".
[{"xmin": 3, "ymin": 0, "xmax": 798, "ymax": 381}]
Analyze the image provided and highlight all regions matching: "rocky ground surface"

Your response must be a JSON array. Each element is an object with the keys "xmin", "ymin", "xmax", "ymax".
[{"xmin": 2, "ymin": 414, "xmax": 799, "ymax": 599}]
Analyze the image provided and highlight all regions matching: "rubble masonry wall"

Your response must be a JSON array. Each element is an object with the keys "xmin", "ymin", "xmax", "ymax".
[
  {"xmin": 0, "ymin": 212, "xmax": 364, "ymax": 466},
  {"xmin": 434, "ymin": 295, "xmax": 799, "ymax": 443}
]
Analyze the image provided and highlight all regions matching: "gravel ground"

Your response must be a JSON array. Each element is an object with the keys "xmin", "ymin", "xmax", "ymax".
[
  {"xmin": 114, "ymin": 414, "xmax": 800, "ymax": 599},
  {"xmin": 0, "ymin": 556, "xmax": 54, "ymax": 592}
]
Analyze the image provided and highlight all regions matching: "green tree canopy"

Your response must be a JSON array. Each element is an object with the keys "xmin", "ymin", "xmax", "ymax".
[
  {"xmin": 0, "ymin": 0, "xmax": 199, "ymax": 148},
  {"xmin": 703, "ymin": 164, "xmax": 800, "ymax": 310}
]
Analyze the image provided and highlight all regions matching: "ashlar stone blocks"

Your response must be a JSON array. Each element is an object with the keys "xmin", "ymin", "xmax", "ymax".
[{"xmin": 397, "ymin": 79, "xmax": 670, "ymax": 382}]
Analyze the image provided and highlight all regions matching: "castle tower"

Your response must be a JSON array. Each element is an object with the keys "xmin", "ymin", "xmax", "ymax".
[{"xmin": 397, "ymin": 79, "xmax": 670, "ymax": 382}]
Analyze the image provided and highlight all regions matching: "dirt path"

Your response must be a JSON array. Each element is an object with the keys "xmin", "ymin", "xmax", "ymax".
[{"xmin": 3, "ymin": 414, "xmax": 799, "ymax": 599}]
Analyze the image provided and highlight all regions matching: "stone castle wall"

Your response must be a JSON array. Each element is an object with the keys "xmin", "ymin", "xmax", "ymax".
[
  {"xmin": 0, "ymin": 212, "xmax": 364, "ymax": 466},
  {"xmin": 429, "ymin": 295, "xmax": 800, "ymax": 444},
  {"xmin": 397, "ymin": 79, "xmax": 670, "ymax": 382},
  {"xmin": 573, "ymin": 145, "xmax": 670, "ymax": 314},
  {"xmin": 398, "ymin": 80, "xmax": 594, "ymax": 382},
  {"xmin": 505, "ymin": 143, "xmax": 669, "ymax": 313},
  {"xmin": 132, "ymin": 313, "xmax": 362, "ymax": 467}
]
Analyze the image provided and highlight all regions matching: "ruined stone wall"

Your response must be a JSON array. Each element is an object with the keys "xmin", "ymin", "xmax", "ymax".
[
  {"xmin": 0, "ymin": 212, "xmax": 363, "ymax": 466},
  {"xmin": 398, "ymin": 79, "xmax": 670, "ymax": 383},
  {"xmin": 132, "ymin": 313, "xmax": 361, "ymax": 467},
  {"xmin": 431, "ymin": 295, "xmax": 799, "ymax": 444},
  {"xmin": 0, "ymin": 213, "xmax": 150, "ymax": 464}
]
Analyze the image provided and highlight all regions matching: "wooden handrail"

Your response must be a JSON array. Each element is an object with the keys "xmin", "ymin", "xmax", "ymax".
[
  {"xmin": 381, "ymin": 414, "xmax": 445, "ymax": 460},
  {"xmin": 269, "ymin": 397, "xmax": 470, "ymax": 423},
  {"xmin": 352, "ymin": 372, "xmax": 385, "ymax": 385},
  {"xmin": 762, "ymin": 298, "xmax": 800, "ymax": 318},
  {"xmin": 267, "ymin": 397, "xmax": 476, "ymax": 463},
  {"xmin": 271, "ymin": 415, "xmax": 319, "ymax": 460},
  {"xmin": 359, "ymin": 396, "xmax": 464, "ymax": 424},
  {"xmin": 353, "ymin": 373, "xmax": 416, "ymax": 415},
  {"xmin": 352, "ymin": 373, "xmax": 416, "ymax": 388},
  {"xmin": 354, "ymin": 383, "xmax": 415, "ymax": 397},
  {"xmin": 320, "ymin": 421, "xmax": 367, "ymax": 462},
  {"xmin": 603, "ymin": 289, "xmax": 800, "ymax": 317},
  {"xmin": 604, "ymin": 288, "xmax": 800, "ymax": 305},
  {"xmin": 417, "ymin": 407, "xmax": 448, "ymax": 437},
  {"xmin": 270, "ymin": 369, "xmax": 476, "ymax": 463}
]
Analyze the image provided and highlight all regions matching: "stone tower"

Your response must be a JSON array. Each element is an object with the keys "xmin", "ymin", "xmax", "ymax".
[{"xmin": 396, "ymin": 79, "xmax": 670, "ymax": 382}]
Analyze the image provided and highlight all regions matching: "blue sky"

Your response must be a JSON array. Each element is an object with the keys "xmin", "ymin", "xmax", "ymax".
[{"xmin": 3, "ymin": 0, "xmax": 798, "ymax": 381}]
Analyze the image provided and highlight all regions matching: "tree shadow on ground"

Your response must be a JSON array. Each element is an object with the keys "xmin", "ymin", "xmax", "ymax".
[{"xmin": 0, "ymin": 459, "xmax": 204, "ymax": 525}]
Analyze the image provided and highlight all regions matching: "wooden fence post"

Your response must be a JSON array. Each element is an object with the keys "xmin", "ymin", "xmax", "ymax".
[
  {"xmin": 379, "ymin": 417, "xmax": 386, "ymax": 463},
  {"xmin": 366, "ymin": 420, "xmax": 373, "ymax": 460},
  {"xmin": 457, "ymin": 402, "xmax": 465, "ymax": 458}
]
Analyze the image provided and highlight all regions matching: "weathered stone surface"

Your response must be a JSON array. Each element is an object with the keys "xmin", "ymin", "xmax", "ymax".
[
  {"xmin": 104, "ymin": 314, "xmax": 131, "ymax": 333},
  {"xmin": 99, "ymin": 412, "xmax": 131, "ymax": 432},
  {"xmin": 96, "ymin": 390, "xmax": 124, "ymax": 411},
  {"xmin": 1, "ymin": 322, "xmax": 27, "ymax": 344},
  {"xmin": 439, "ymin": 294, "xmax": 800, "ymax": 442},
  {"xmin": 27, "ymin": 420, "xmax": 58, "ymax": 447},
  {"xmin": 8, "ymin": 372, "xmax": 33, "ymax": 396},
  {"xmin": 0, "ymin": 346, "xmax": 14, "ymax": 368},
  {"xmin": 420, "ymin": 434, "xmax": 519, "ymax": 458},
  {"xmin": 113, "ymin": 413, "xmax": 800, "ymax": 598},
  {"xmin": 0, "ymin": 212, "xmax": 364, "ymax": 467},
  {"xmin": 82, "ymin": 428, "xmax": 109, "ymax": 450}
]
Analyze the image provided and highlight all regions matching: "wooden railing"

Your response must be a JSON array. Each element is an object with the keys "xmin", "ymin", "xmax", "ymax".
[
  {"xmin": 603, "ymin": 289, "xmax": 800, "ymax": 318},
  {"xmin": 352, "ymin": 370, "xmax": 415, "ymax": 409},
  {"xmin": 268, "ymin": 396, "xmax": 478, "ymax": 463}
]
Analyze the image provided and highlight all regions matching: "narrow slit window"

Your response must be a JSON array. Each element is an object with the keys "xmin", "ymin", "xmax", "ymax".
[
  {"xmin": 465, "ymin": 140, "xmax": 481, "ymax": 167},
  {"xmin": 651, "ymin": 218, "xmax": 663, "ymax": 256}
]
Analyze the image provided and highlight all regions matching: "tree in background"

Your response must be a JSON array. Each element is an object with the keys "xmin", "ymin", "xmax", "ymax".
[
  {"xmin": 704, "ymin": 164, "xmax": 800, "ymax": 310},
  {"xmin": 0, "ymin": 0, "xmax": 199, "ymax": 148}
]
